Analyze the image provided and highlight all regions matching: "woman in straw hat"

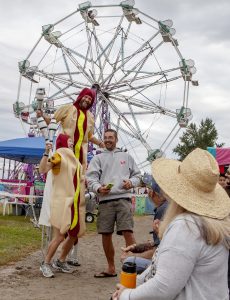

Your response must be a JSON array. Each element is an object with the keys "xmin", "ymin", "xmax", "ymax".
[{"xmin": 112, "ymin": 148, "xmax": 230, "ymax": 300}]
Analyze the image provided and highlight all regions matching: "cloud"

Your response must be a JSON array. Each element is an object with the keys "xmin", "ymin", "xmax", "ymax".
[{"xmin": 0, "ymin": 0, "xmax": 229, "ymax": 168}]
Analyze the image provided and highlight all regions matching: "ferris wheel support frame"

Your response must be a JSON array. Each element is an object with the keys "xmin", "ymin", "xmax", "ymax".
[{"xmin": 15, "ymin": 1, "xmax": 198, "ymax": 167}]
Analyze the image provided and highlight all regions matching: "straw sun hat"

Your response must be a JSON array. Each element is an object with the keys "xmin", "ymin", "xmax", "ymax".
[{"xmin": 151, "ymin": 148, "xmax": 230, "ymax": 220}]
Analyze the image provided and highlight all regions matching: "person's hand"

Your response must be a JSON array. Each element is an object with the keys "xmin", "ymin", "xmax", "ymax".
[
  {"xmin": 120, "ymin": 244, "xmax": 136, "ymax": 263},
  {"xmin": 36, "ymin": 109, "xmax": 43, "ymax": 118},
  {"xmin": 44, "ymin": 143, "xmax": 52, "ymax": 154},
  {"xmin": 122, "ymin": 180, "xmax": 133, "ymax": 190},
  {"xmin": 120, "ymin": 251, "xmax": 134, "ymax": 263},
  {"xmin": 112, "ymin": 284, "xmax": 126, "ymax": 300},
  {"xmin": 148, "ymin": 188, "xmax": 154, "ymax": 200},
  {"xmin": 121, "ymin": 244, "xmax": 136, "ymax": 253},
  {"xmin": 99, "ymin": 141, "xmax": 105, "ymax": 148},
  {"xmin": 36, "ymin": 110, "xmax": 51, "ymax": 125},
  {"xmin": 152, "ymin": 219, "xmax": 160, "ymax": 234},
  {"xmin": 98, "ymin": 184, "xmax": 111, "ymax": 195}
]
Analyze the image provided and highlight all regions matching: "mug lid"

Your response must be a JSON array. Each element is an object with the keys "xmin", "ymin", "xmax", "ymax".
[{"xmin": 122, "ymin": 262, "xmax": 136, "ymax": 273}]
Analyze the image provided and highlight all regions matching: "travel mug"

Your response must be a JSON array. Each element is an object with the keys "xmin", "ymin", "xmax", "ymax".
[{"xmin": 120, "ymin": 261, "xmax": 137, "ymax": 288}]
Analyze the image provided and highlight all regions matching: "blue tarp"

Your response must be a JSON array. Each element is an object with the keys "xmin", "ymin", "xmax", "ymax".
[
  {"xmin": 0, "ymin": 137, "xmax": 45, "ymax": 164},
  {"xmin": 0, "ymin": 136, "xmax": 94, "ymax": 164},
  {"xmin": 207, "ymin": 147, "xmax": 216, "ymax": 158}
]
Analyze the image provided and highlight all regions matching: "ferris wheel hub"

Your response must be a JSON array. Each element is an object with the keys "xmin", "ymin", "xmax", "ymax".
[{"xmin": 91, "ymin": 83, "xmax": 101, "ymax": 91}]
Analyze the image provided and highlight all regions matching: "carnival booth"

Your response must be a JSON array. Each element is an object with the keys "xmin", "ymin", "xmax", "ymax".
[
  {"xmin": 0, "ymin": 136, "xmax": 45, "ymax": 220},
  {"xmin": 132, "ymin": 185, "xmax": 155, "ymax": 215},
  {"xmin": 207, "ymin": 147, "xmax": 230, "ymax": 173},
  {"xmin": 0, "ymin": 137, "xmax": 97, "ymax": 221}
]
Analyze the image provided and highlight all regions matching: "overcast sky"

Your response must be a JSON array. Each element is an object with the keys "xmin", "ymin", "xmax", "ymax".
[{"xmin": 0, "ymin": 0, "xmax": 230, "ymax": 168}]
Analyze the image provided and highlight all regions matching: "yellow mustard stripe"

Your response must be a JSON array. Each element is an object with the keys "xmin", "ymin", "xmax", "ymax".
[
  {"xmin": 74, "ymin": 110, "xmax": 85, "ymax": 159},
  {"xmin": 70, "ymin": 163, "xmax": 80, "ymax": 230}
]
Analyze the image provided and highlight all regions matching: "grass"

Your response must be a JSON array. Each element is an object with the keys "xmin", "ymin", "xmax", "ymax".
[
  {"xmin": 0, "ymin": 204, "xmax": 147, "ymax": 266},
  {"xmin": 0, "ymin": 205, "xmax": 97, "ymax": 266},
  {"xmin": 86, "ymin": 219, "xmax": 97, "ymax": 233},
  {"xmin": 0, "ymin": 215, "xmax": 41, "ymax": 266}
]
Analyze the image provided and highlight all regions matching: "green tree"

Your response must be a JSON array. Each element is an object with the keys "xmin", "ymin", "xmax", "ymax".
[{"xmin": 173, "ymin": 118, "xmax": 224, "ymax": 160}]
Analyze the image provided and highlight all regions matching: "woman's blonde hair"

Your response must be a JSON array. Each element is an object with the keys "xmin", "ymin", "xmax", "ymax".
[{"xmin": 159, "ymin": 200, "xmax": 230, "ymax": 248}]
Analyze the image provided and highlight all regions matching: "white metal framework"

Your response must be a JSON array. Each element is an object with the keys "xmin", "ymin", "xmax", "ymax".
[{"xmin": 14, "ymin": 0, "xmax": 198, "ymax": 171}]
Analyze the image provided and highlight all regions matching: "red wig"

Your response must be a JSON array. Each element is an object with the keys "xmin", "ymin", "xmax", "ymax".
[
  {"xmin": 56, "ymin": 134, "xmax": 70, "ymax": 150},
  {"xmin": 73, "ymin": 88, "xmax": 96, "ymax": 110}
]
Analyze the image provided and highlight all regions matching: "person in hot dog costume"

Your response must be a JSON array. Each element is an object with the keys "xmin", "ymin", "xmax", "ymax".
[
  {"xmin": 39, "ymin": 88, "xmax": 104, "ymax": 266},
  {"xmin": 39, "ymin": 134, "xmax": 83, "ymax": 277}
]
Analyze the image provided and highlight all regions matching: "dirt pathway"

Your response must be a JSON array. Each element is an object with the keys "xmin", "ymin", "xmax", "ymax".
[{"xmin": 0, "ymin": 215, "xmax": 152, "ymax": 300}]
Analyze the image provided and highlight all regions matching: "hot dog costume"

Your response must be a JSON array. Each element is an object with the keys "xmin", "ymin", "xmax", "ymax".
[
  {"xmin": 49, "ymin": 134, "xmax": 82, "ymax": 235},
  {"xmin": 54, "ymin": 88, "xmax": 95, "ymax": 177},
  {"xmin": 39, "ymin": 88, "xmax": 96, "ymax": 239}
]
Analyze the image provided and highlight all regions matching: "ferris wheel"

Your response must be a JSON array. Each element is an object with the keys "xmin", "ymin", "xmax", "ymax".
[{"xmin": 14, "ymin": 0, "xmax": 198, "ymax": 170}]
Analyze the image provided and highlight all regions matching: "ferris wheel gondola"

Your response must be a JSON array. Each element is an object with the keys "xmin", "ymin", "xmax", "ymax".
[{"xmin": 14, "ymin": 0, "xmax": 198, "ymax": 171}]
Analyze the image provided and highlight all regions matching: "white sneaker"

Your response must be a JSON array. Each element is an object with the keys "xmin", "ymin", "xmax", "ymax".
[{"xmin": 40, "ymin": 262, "xmax": 54, "ymax": 278}]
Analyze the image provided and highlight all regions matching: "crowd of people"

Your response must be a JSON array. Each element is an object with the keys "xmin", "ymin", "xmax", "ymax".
[{"xmin": 37, "ymin": 87, "xmax": 230, "ymax": 299}]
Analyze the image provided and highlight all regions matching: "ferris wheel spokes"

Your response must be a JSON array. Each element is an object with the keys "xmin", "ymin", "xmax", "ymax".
[
  {"xmin": 115, "ymin": 40, "xmax": 164, "ymax": 86},
  {"xmin": 96, "ymin": 17, "xmax": 125, "ymax": 83},
  {"xmin": 107, "ymin": 75, "xmax": 182, "ymax": 97},
  {"xmin": 15, "ymin": 1, "xmax": 198, "ymax": 167},
  {"xmin": 98, "ymin": 91, "xmax": 152, "ymax": 151},
  {"xmin": 101, "ymin": 30, "xmax": 161, "ymax": 86},
  {"xmin": 104, "ymin": 66, "xmax": 181, "ymax": 92},
  {"xmin": 105, "ymin": 23, "xmax": 132, "ymax": 87},
  {"xmin": 109, "ymin": 94, "xmax": 176, "ymax": 117}
]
